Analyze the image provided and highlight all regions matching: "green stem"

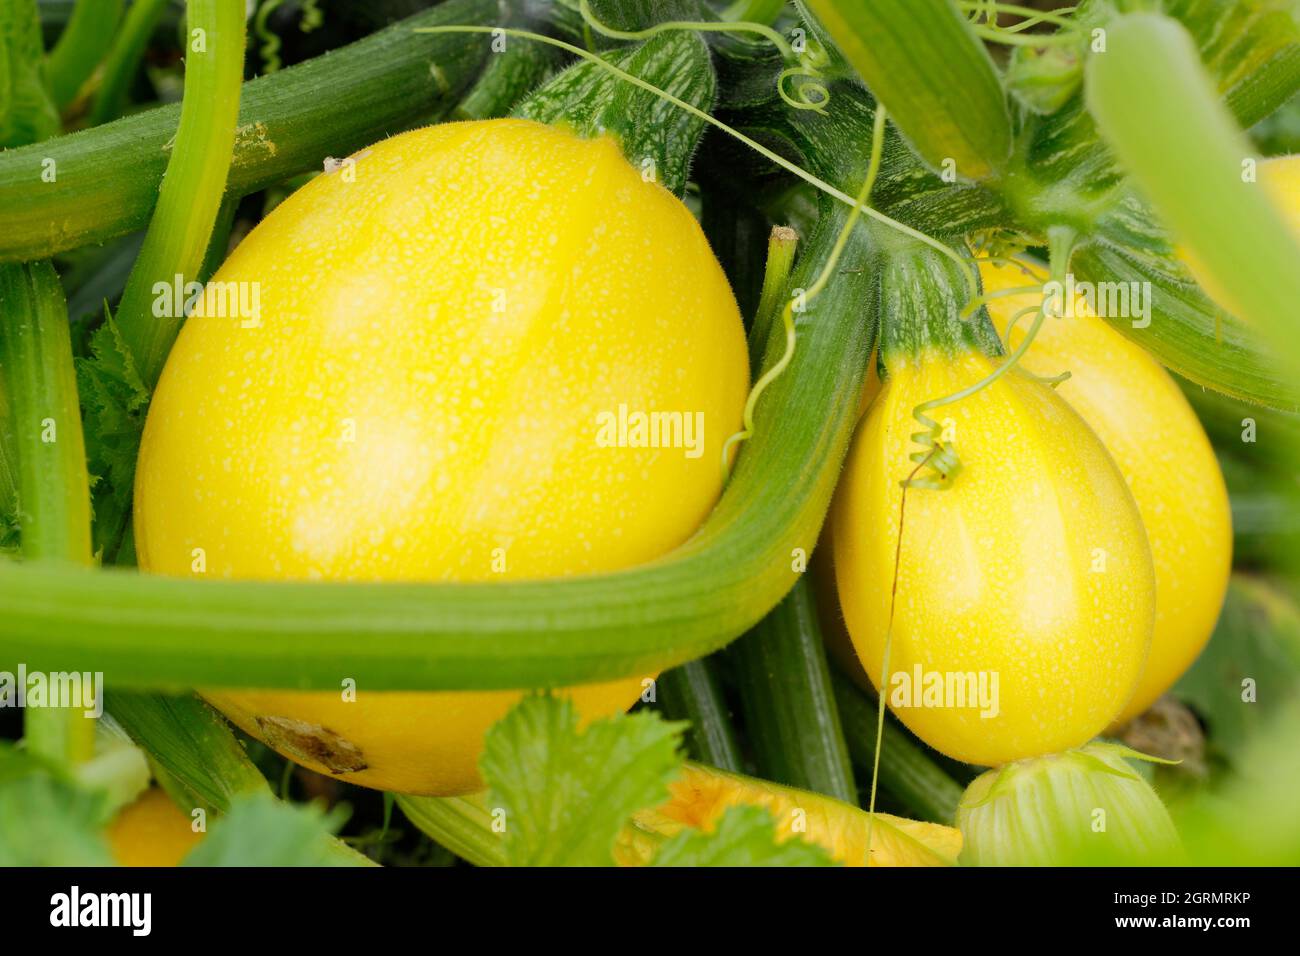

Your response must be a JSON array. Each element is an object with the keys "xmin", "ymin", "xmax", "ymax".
[
  {"xmin": 657, "ymin": 659, "xmax": 744, "ymax": 773},
  {"xmin": 748, "ymin": 225, "xmax": 799, "ymax": 370},
  {"xmin": 831, "ymin": 669, "xmax": 963, "ymax": 824},
  {"xmin": 113, "ymin": 0, "xmax": 245, "ymax": 387},
  {"xmin": 106, "ymin": 691, "xmax": 270, "ymax": 809},
  {"xmin": 803, "ymin": 0, "xmax": 1011, "ymax": 180},
  {"xmin": 0, "ymin": 263, "xmax": 91, "ymax": 561},
  {"xmin": 197, "ymin": 195, "xmax": 240, "ymax": 285},
  {"xmin": 396, "ymin": 793, "xmax": 506, "ymax": 868},
  {"xmin": 86, "ymin": 0, "xmax": 171, "ymax": 125},
  {"xmin": 1, "ymin": 0, "xmax": 496, "ymax": 263},
  {"xmin": 0, "ymin": 201, "xmax": 878, "ymax": 692},
  {"xmin": 1085, "ymin": 12, "xmax": 1300, "ymax": 384},
  {"xmin": 730, "ymin": 575, "xmax": 857, "ymax": 803},
  {"xmin": 0, "ymin": 260, "xmax": 94, "ymax": 764},
  {"xmin": 45, "ymin": 0, "xmax": 125, "ymax": 109}
]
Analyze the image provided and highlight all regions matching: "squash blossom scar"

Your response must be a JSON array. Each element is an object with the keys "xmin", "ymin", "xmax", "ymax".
[{"xmin": 255, "ymin": 715, "xmax": 368, "ymax": 774}]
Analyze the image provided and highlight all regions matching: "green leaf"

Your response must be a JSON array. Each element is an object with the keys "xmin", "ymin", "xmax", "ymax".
[
  {"xmin": 514, "ymin": 31, "xmax": 717, "ymax": 197},
  {"xmin": 481, "ymin": 695, "xmax": 685, "ymax": 866},
  {"xmin": 649, "ymin": 804, "xmax": 837, "ymax": 867},
  {"xmin": 181, "ymin": 792, "xmax": 356, "ymax": 867},
  {"xmin": 802, "ymin": 0, "xmax": 1011, "ymax": 180},
  {"xmin": 75, "ymin": 311, "xmax": 150, "ymax": 562},
  {"xmin": 107, "ymin": 691, "xmax": 271, "ymax": 813},
  {"xmin": 0, "ymin": 0, "xmax": 61, "ymax": 148},
  {"xmin": 0, "ymin": 744, "xmax": 114, "ymax": 865}
]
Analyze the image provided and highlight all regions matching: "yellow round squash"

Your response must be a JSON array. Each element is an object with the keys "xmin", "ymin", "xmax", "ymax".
[
  {"xmin": 832, "ymin": 348, "xmax": 1155, "ymax": 766},
  {"xmin": 135, "ymin": 118, "xmax": 749, "ymax": 795}
]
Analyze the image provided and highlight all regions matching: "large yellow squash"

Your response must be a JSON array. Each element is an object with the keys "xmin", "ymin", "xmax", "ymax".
[{"xmin": 135, "ymin": 119, "xmax": 749, "ymax": 794}]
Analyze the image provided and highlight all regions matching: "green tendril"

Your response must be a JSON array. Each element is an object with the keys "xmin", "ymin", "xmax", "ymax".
[
  {"xmin": 903, "ymin": 231, "xmax": 1077, "ymax": 492},
  {"xmin": 300, "ymin": 0, "xmax": 324, "ymax": 32},
  {"xmin": 577, "ymin": 0, "xmax": 831, "ymax": 113},
  {"xmin": 960, "ymin": 0, "xmax": 1082, "ymax": 46},
  {"xmin": 720, "ymin": 106, "xmax": 888, "ymax": 479},
  {"xmin": 578, "ymin": 0, "xmax": 794, "ymax": 59},
  {"xmin": 256, "ymin": 0, "xmax": 323, "ymax": 73},
  {"xmin": 960, "ymin": 1, "xmax": 1080, "ymax": 32},
  {"xmin": 254, "ymin": 0, "xmax": 286, "ymax": 74},
  {"xmin": 963, "ymin": 254, "xmax": 1049, "ymax": 285},
  {"xmin": 777, "ymin": 66, "xmax": 831, "ymax": 114},
  {"xmin": 413, "ymin": 26, "xmax": 976, "ymax": 302},
  {"xmin": 960, "ymin": 282, "xmax": 1044, "ymax": 318}
]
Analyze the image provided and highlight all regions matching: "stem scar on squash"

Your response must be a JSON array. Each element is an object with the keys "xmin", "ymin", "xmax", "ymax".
[{"xmin": 254, "ymin": 716, "xmax": 368, "ymax": 774}]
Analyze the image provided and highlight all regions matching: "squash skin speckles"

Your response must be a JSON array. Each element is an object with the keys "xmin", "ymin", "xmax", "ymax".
[
  {"xmin": 135, "ymin": 119, "xmax": 749, "ymax": 795},
  {"xmin": 832, "ymin": 350, "xmax": 1155, "ymax": 767}
]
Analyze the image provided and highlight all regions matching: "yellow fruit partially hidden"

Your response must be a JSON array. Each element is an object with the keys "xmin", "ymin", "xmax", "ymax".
[
  {"xmin": 1181, "ymin": 154, "xmax": 1300, "ymax": 314},
  {"xmin": 981, "ymin": 261, "xmax": 1232, "ymax": 725},
  {"xmin": 832, "ymin": 350, "xmax": 1155, "ymax": 766},
  {"xmin": 615, "ymin": 763, "xmax": 961, "ymax": 866},
  {"xmin": 135, "ymin": 119, "xmax": 749, "ymax": 795},
  {"xmin": 108, "ymin": 788, "xmax": 203, "ymax": 867}
]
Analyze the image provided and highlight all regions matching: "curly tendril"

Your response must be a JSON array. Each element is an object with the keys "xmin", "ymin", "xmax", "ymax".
[
  {"xmin": 413, "ymin": 25, "xmax": 977, "ymax": 304},
  {"xmin": 901, "ymin": 230, "xmax": 1076, "ymax": 491},
  {"xmin": 255, "ymin": 0, "xmax": 325, "ymax": 74},
  {"xmin": 254, "ymin": 0, "xmax": 286, "ymax": 74},
  {"xmin": 720, "ymin": 106, "xmax": 889, "ymax": 479},
  {"xmin": 960, "ymin": 1, "xmax": 1082, "ymax": 46},
  {"xmin": 578, "ymin": 0, "xmax": 831, "ymax": 114}
]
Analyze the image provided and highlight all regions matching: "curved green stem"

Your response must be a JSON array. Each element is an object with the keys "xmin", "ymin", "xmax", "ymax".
[
  {"xmin": 0, "ymin": 202, "xmax": 877, "ymax": 693},
  {"xmin": 1086, "ymin": 12, "xmax": 1300, "ymax": 385},
  {"xmin": 113, "ymin": 0, "xmax": 246, "ymax": 387}
]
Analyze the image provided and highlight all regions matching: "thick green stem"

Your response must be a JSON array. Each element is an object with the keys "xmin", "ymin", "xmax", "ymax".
[
  {"xmin": 113, "ymin": 0, "xmax": 245, "ymax": 386},
  {"xmin": 803, "ymin": 0, "xmax": 1011, "ymax": 181},
  {"xmin": 0, "ymin": 202, "xmax": 877, "ymax": 692},
  {"xmin": 831, "ymin": 669, "xmax": 963, "ymax": 824},
  {"xmin": 0, "ymin": 260, "xmax": 94, "ymax": 764},
  {"xmin": 1086, "ymin": 12, "xmax": 1300, "ymax": 384},
  {"xmin": 731, "ymin": 574, "xmax": 857, "ymax": 803},
  {"xmin": 0, "ymin": 0, "xmax": 496, "ymax": 263},
  {"xmin": 45, "ymin": 0, "xmax": 124, "ymax": 109},
  {"xmin": 86, "ymin": 0, "xmax": 171, "ymax": 125},
  {"xmin": 657, "ymin": 659, "xmax": 744, "ymax": 772}
]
